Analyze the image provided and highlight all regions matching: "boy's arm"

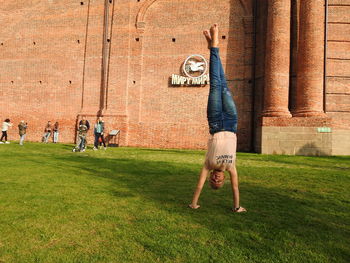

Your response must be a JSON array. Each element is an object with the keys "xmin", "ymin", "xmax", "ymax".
[
  {"xmin": 189, "ymin": 166, "xmax": 209, "ymax": 209},
  {"xmin": 227, "ymin": 165, "xmax": 240, "ymax": 209}
]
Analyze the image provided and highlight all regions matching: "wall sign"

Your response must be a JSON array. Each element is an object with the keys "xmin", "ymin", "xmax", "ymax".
[
  {"xmin": 171, "ymin": 54, "xmax": 210, "ymax": 86},
  {"xmin": 317, "ymin": 127, "xmax": 332, "ymax": 133}
]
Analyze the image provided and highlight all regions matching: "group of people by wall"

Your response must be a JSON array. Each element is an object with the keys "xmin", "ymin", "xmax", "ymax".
[
  {"xmin": 42, "ymin": 121, "xmax": 60, "ymax": 143},
  {"xmin": 0, "ymin": 119, "xmax": 60, "ymax": 145},
  {"xmin": 74, "ymin": 116, "xmax": 107, "ymax": 152},
  {"xmin": 0, "ymin": 116, "xmax": 108, "ymax": 150},
  {"xmin": 1, "ymin": 119, "xmax": 29, "ymax": 146}
]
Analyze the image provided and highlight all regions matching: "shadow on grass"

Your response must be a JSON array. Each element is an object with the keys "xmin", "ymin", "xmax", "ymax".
[
  {"xmin": 9, "ymin": 144, "xmax": 349, "ymax": 261},
  {"xmin": 136, "ymin": 148, "xmax": 204, "ymax": 155},
  {"xmin": 242, "ymin": 154, "xmax": 350, "ymax": 171},
  {"xmin": 45, "ymin": 153, "xmax": 350, "ymax": 261}
]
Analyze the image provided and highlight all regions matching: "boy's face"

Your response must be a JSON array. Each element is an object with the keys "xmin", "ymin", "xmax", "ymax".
[{"xmin": 209, "ymin": 170, "xmax": 225, "ymax": 189}]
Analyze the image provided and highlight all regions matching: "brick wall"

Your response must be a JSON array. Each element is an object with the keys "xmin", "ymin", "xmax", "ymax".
[
  {"xmin": 0, "ymin": 0, "xmax": 254, "ymax": 151},
  {"xmin": 326, "ymin": 0, "xmax": 350, "ymax": 129},
  {"xmin": 327, "ymin": 0, "xmax": 350, "ymax": 155},
  {"xmin": 0, "ymin": 0, "xmax": 348, "ymax": 154},
  {"xmin": 127, "ymin": 0, "xmax": 253, "ymax": 150},
  {"xmin": 0, "ymin": 0, "xmax": 88, "ymax": 142},
  {"xmin": 255, "ymin": 0, "xmax": 350, "ymax": 155}
]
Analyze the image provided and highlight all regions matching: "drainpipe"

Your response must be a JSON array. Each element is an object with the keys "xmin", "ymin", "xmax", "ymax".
[
  {"xmin": 100, "ymin": 0, "xmax": 110, "ymax": 114},
  {"xmin": 250, "ymin": 0, "xmax": 258, "ymax": 152},
  {"xmin": 324, "ymin": 0, "xmax": 328, "ymax": 112}
]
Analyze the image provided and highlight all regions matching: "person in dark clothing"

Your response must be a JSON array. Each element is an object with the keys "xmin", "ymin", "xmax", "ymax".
[
  {"xmin": 18, "ymin": 120, "xmax": 28, "ymax": 145},
  {"xmin": 43, "ymin": 121, "xmax": 52, "ymax": 143},
  {"xmin": 77, "ymin": 116, "xmax": 90, "ymax": 149},
  {"xmin": 93, "ymin": 117, "xmax": 106, "ymax": 150},
  {"xmin": 79, "ymin": 116, "xmax": 90, "ymax": 131},
  {"xmin": 1, "ymin": 119, "xmax": 12, "ymax": 144},
  {"xmin": 53, "ymin": 122, "xmax": 59, "ymax": 143},
  {"xmin": 73, "ymin": 120, "xmax": 88, "ymax": 152}
]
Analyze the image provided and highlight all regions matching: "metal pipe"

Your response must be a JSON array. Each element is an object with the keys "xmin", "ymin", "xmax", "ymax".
[
  {"xmin": 81, "ymin": 0, "xmax": 92, "ymax": 110},
  {"xmin": 324, "ymin": 0, "xmax": 329, "ymax": 112},
  {"xmin": 99, "ymin": 0, "xmax": 110, "ymax": 113},
  {"xmin": 250, "ymin": 0, "xmax": 258, "ymax": 152},
  {"xmin": 104, "ymin": 0, "xmax": 116, "ymax": 110}
]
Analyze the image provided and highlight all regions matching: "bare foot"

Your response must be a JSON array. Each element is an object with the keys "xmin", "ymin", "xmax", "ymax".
[
  {"xmin": 203, "ymin": 30, "xmax": 212, "ymax": 49},
  {"xmin": 210, "ymin": 23, "xmax": 219, "ymax": 48},
  {"xmin": 188, "ymin": 204, "xmax": 200, "ymax": 209},
  {"xmin": 233, "ymin": 206, "xmax": 247, "ymax": 213}
]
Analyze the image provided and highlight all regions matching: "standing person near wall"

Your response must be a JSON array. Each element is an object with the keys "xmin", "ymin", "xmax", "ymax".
[
  {"xmin": 43, "ymin": 121, "xmax": 52, "ymax": 143},
  {"xmin": 0, "ymin": 119, "xmax": 12, "ymax": 144},
  {"xmin": 53, "ymin": 122, "xmax": 59, "ymax": 143},
  {"xmin": 79, "ymin": 116, "xmax": 90, "ymax": 131},
  {"xmin": 78, "ymin": 116, "xmax": 90, "ymax": 148},
  {"xmin": 93, "ymin": 117, "xmax": 107, "ymax": 150},
  {"xmin": 73, "ymin": 120, "xmax": 88, "ymax": 152},
  {"xmin": 76, "ymin": 116, "xmax": 90, "ymax": 150},
  {"xmin": 189, "ymin": 24, "xmax": 246, "ymax": 213},
  {"xmin": 18, "ymin": 120, "xmax": 28, "ymax": 146}
]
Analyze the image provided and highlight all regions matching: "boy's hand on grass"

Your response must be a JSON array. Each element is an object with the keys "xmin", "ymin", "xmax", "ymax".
[{"xmin": 188, "ymin": 204, "xmax": 200, "ymax": 209}]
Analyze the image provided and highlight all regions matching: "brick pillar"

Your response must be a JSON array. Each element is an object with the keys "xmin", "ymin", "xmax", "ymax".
[
  {"xmin": 293, "ymin": 0, "xmax": 325, "ymax": 117},
  {"xmin": 262, "ymin": 0, "xmax": 291, "ymax": 117}
]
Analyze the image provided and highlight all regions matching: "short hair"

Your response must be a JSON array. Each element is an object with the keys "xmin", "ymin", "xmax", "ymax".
[
  {"xmin": 4, "ymin": 119, "xmax": 10, "ymax": 122},
  {"xmin": 209, "ymin": 170, "xmax": 225, "ymax": 190}
]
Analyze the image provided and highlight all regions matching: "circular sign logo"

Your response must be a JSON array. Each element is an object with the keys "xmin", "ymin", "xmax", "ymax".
[{"xmin": 182, "ymin": 54, "xmax": 208, "ymax": 78}]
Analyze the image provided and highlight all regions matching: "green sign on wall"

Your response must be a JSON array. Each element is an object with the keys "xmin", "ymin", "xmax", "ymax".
[{"xmin": 317, "ymin": 127, "xmax": 332, "ymax": 133}]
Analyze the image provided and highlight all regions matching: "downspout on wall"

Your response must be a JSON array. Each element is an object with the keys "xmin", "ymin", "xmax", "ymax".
[
  {"xmin": 324, "ymin": 0, "xmax": 329, "ymax": 112},
  {"xmin": 250, "ymin": 0, "xmax": 258, "ymax": 152}
]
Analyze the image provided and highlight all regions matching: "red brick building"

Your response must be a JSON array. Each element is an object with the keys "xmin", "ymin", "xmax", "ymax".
[{"xmin": 0, "ymin": 0, "xmax": 349, "ymax": 155}]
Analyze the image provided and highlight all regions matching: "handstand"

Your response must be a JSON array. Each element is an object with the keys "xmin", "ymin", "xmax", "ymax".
[{"xmin": 189, "ymin": 24, "xmax": 246, "ymax": 213}]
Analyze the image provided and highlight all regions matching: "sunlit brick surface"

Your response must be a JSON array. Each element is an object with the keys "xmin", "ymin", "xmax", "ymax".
[{"xmin": 0, "ymin": 0, "xmax": 349, "ymax": 154}]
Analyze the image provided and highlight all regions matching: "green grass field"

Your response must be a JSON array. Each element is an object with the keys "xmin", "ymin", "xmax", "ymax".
[{"xmin": 0, "ymin": 143, "xmax": 349, "ymax": 263}]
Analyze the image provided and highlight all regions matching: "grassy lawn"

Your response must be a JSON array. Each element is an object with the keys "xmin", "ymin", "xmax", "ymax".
[{"xmin": 0, "ymin": 143, "xmax": 349, "ymax": 263}]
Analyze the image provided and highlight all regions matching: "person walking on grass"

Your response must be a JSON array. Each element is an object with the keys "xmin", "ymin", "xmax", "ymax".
[
  {"xmin": 53, "ymin": 122, "xmax": 59, "ymax": 143},
  {"xmin": 43, "ymin": 121, "xmax": 52, "ymax": 143},
  {"xmin": 189, "ymin": 24, "xmax": 246, "ymax": 213},
  {"xmin": 93, "ymin": 117, "xmax": 107, "ymax": 150},
  {"xmin": 18, "ymin": 120, "xmax": 28, "ymax": 146},
  {"xmin": 0, "ymin": 119, "xmax": 12, "ymax": 144}
]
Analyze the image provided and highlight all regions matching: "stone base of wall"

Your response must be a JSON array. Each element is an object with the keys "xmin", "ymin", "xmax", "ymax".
[
  {"xmin": 332, "ymin": 130, "xmax": 350, "ymax": 155},
  {"xmin": 261, "ymin": 126, "xmax": 332, "ymax": 156},
  {"xmin": 260, "ymin": 126, "xmax": 350, "ymax": 156}
]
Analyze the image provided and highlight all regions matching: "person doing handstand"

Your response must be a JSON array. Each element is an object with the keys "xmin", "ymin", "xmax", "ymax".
[{"xmin": 189, "ymin": 24, "xmax": 246, "ymax": 213}]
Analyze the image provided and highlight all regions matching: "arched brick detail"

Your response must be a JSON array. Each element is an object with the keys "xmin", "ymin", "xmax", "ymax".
[
  {"xmin": 135, "ymin": 0, "xmax": 160, "ymax": 31},
  {"xmin": 136, "ymin": 0, "xmax": 253, "ymax": 32}
]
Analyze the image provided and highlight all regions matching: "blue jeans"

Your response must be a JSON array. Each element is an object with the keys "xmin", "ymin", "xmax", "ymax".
[
  {"xmin": 76, "ymin": 135, "xmax": 86, "ymax": 150},
  {"xmin": 19, "ymin": 134, "xmax": 26, "ymax": 145},
  {"xmin": 207, "ymin": 48, "xmax": 238, "ymax": 135},
  {"xmin": 44, "ymin": 132, "xmax": 51, "ymax": 143},
  {"xmin": 53, "ymin": 132, "xmax": 59, "ymax": 143},
  {"xmin": 80, "ymin": 138, "xmax": 85, "ymax": 150},
  {"xmin": 94, "ymin": 133, "xmax": 106, "ymax": 148}
]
